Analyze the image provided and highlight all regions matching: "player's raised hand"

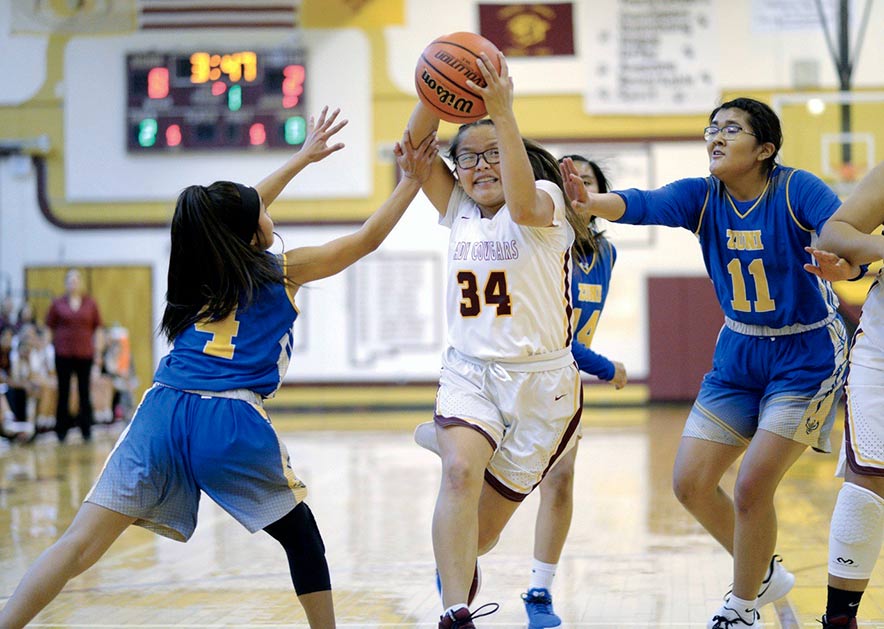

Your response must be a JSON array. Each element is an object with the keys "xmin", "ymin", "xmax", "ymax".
[
  {"xmin": 803, "ymin": 246, "xmax": 861, "ymax": 282},
  {"xmin": 466, "ymin": 52, "xmax": 512, "ymax": 120},
  {"xmin": 299, "ymin": 106, "xmax": 348, "ymax": 163},
  {"xmin": 394, "ymin": 130, "xmax": 438, "ymax": 184},
  {"xmin": 560, "ymin": 156, "xmax": 593, "ymax": 219}
]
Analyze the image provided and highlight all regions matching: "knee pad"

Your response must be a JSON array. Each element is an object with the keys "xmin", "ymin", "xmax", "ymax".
[
  {"xmin": 264, "ymin": 502, "xmax": 331, "ymax": 595},
  {"xmin": 828, "ymin": 482, "xmax": 884, "ymax": 580}
]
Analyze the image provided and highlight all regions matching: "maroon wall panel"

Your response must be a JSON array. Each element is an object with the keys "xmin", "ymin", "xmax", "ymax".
[{"xmin": 648, "ymin": 276, "xmax": 723, "ymax": 402}]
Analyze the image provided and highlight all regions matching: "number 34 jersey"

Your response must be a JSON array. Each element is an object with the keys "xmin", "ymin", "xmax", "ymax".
[
  {"xmin": 440, "ymin": 179, "xmax": 576, "ymax": 361},
  {"xmin": 615, "ymin": 166, "xmax": 842, "ymax": 329},
  {"xmin": 155, "ymin": 255, "xmax": 298, "ymax": 398}
]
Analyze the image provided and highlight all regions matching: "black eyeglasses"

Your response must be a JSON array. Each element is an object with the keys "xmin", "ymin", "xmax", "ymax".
[
  {"xmin": 704, "ymin": 125, "xmax": 756, "ymax": 142},
  {"xmin": 454, "ymin": 148, "xmax": 501, "ymax": 169}
]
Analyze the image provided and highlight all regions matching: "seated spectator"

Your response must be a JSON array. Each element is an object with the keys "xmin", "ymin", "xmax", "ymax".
[
  {"xmin": 103, "ymin": 324, "xmax": 136, "ymax": 421},
  {"xmin": 7, "ymin": 324, "xmax": 51, "ymax": 440},
  {"xmin": 13, "ymin": 303, "xmax": 36, "ymax": 333},
  {"xmin": 0, "ymin": 296, "xmax": 15, "ymax": 330}
]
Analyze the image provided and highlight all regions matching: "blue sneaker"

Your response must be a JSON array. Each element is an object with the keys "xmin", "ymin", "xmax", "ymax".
[
  {"xmin": 522, "ymin": 587, "xmax": 561, "ymax": 628},
  {"xmin": 436, "ymin": 562, "xmax": 482, "ymax": 605}
]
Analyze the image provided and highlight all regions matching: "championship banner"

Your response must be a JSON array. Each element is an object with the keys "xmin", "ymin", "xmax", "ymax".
[{"xmin": 478, "ymin": 3, "xmax": 575, "ymax": 57}]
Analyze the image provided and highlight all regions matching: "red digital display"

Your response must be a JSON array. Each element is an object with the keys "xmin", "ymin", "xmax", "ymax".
[{"xmin": 126, "ymin": 49, "xmax": 308, "ymax": 151}]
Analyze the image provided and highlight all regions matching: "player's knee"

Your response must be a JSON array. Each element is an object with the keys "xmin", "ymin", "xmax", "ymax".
[
  {"xmin": 829, "ymin": 482, "xmax": 884, "ymax": 580},
  {"xmin": 732, "ymin": 474, "xmax": 773, "ymax": 516},
  {"xmin": 441, "ymin": 454, "xmax": 485, "ymax": 492},
  {"xmin": 672, "ymin": 472, "xmax": 704, "ymax": 508},
  {"xmin": 265, "ymin": 502, "xmax": 331, "ymax": 595}
]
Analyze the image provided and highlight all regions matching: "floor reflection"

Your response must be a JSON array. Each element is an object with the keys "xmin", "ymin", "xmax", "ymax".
[{"xmin": 0, "ymin": 404, "xmax": 877, "ymax": 627}]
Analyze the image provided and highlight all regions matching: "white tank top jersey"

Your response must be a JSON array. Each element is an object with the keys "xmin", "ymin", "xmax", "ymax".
[
  {"xmin": 860, "ymin": 269, "xmax": 884, "ymax": 350},
  {"xmin": 440, "ymin": 179, "xmax": 576, "ymax": 361}
]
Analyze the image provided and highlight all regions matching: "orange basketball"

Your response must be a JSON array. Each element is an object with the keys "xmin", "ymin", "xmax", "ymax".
[{"xmin": 415, "ymin": 32, "xmax": 503, "ymax": 124}]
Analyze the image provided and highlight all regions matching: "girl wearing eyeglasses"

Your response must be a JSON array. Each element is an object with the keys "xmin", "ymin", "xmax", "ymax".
[
  {"xmin": 563, "ymin": 96, "xmax": 850, "ymax": 629},
  {"xmin": 407, "ymin": 52, "xmax": 592, "ymax": 629}
]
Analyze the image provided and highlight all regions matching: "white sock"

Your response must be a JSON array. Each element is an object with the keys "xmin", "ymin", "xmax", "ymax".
[
  {"xmin": 528, "ymin": 559, "xmax": 557, "ymax": 590},
  {"xmin": 726, "ymin": 594, "xmax": 756, "ymax": 618},
  {"xmin": 443, "ymin": 603, "xmax": 468, "ymax": 616}
]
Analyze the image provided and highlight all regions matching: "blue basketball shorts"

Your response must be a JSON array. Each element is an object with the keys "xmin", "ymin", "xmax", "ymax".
[
  {"xmin": 85, "ymin": 384, "xmax": 307, "ymax": 541},
  {"xmin": 683, "ymin": 319, "xmax": 847, "ymax": 452}
]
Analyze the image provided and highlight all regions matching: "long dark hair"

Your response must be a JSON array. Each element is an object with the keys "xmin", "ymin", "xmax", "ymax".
[
  {"xmin": 711, "ymin": 97, "xmax": 783, "ymax": 175},
  {"xmin": 559, "ymin": 154, "xmax": 609, "ymax": 248},
  {"xmin": 160, "ymin": 181, "xmax": 283, "ymax": 342},
  {"xmin": 448, "ymin": 120, "xmax": 596, "ymax": 255}
]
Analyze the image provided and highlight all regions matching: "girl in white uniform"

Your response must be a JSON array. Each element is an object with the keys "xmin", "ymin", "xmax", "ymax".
[
  {"xmin": 407, "ymin": 52, "xmax": 593, "ymax": 629},
  {"xmin": 805, "ymin": 161, "xmax": 884, "ymax": 629}
]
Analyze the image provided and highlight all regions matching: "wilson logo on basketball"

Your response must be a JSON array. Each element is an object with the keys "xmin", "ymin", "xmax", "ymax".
[
  {"xmin": 432, "ymin": 50, "xmax": 485, "ymax": 86},
  {"xmin": 419, "ymin": 70, "xmax": 476, "ymax": 114}
]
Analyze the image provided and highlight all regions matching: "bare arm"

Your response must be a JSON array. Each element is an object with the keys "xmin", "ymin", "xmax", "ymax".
[
  {"xmin": 560, "ymin": 157, "xmax": 626, "ymax": 222},
  {"xmin": 406, "ymin": 102, "xmax": 455, "ymax": 215},
  {"xmin": 254, "ymin": 107, "xmax": 348, "ymax": 208},
  {"xmin": 469, "ymin": 53, "xmax": 551, "ymax": 226},
  {"xmin": 283, "ymin": 130, "xmax": 438, "ymax": 285},
  {"xmin": 804, "ymin": 161, "xmax": 884, "ymax": 281}
]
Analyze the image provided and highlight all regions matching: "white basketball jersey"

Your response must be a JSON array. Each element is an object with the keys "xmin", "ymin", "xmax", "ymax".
[
  {"xmin": 860, "ymin": 269, "xmax": 884, "ymax": 350},
  {"xmin": 440, "ymin": 179, "xmax": 575, "ymax": 360}
]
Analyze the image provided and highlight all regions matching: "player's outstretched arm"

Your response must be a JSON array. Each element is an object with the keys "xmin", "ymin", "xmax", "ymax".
[
  {"xmin": 283, "ymin": 130, "xmax": 438, "ymax": 285},
  {"xmin": 255, "ymin": 106, "xmax": 348, "ymax": 208},
  {"xmin": 406, "ymin": 102, "xmax": 453, "ymax": 216},
  {"xmin": 559, "ymin": 157, "xmax": 626, "ymax": 222},
  {"xmin": 804, "ymin": 161, "xmax": 884, "ymax": 281}
]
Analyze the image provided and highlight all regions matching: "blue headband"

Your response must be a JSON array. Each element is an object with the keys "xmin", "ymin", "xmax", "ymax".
[{"xmin": 232, "ymin": 183, "xmax": 261, "ymax": 243}]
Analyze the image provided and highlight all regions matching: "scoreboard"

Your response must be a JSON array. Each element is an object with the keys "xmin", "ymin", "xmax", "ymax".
[{"xmin": 126, "ymin": 49, "xmax": 307, "ymax": 152}]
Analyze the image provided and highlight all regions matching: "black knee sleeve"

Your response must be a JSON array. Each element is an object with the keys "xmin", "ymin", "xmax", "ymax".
[{"xmin": 263, "ymin": 502, "xmax": 331, "ymax": 595}]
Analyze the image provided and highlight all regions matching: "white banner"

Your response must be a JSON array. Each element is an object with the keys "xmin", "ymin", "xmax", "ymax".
[{"xmin": 583, "ymin": 0, "xmax": 718, "ymax": 115}]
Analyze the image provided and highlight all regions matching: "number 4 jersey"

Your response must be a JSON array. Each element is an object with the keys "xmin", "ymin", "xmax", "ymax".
[
  {"xmin": 154, "ymin": 254, "xmax": 298, "ymax": 398},
  {"xmin": 441, "ymin": 179, "xmax": 576, "ymax": 360},
  {"xmin": 615, "ymin": 166, "xmax": 842, "ymax": 329}
]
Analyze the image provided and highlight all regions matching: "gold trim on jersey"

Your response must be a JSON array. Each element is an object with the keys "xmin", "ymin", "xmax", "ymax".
[
  {"xmin": 726, "ymin": 178, "xmax": 771, "ymax": 220},
  {"xmin": 693, "ymin": 181, "xmax": 712, "ymax": 235},
  {"xmin": 785, "ymin": 170, "xmax": 814, "ymax": 232}
]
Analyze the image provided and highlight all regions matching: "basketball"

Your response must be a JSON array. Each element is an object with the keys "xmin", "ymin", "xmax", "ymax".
[{"xmin": 415, "ymin": 32, "xmax": 503, "ymax": 124}]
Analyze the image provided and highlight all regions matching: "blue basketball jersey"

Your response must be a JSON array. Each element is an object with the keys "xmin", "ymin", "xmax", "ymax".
[
  {"xmin": 571, "ymin": 237, "xmax": 617, "ymax": 380},
  {"xmin": 154, "ymin": 255, "xmax": 298, "ymax": 397},
  {"xmin": 616, "ymin": 166, "xmax": 842, "ymax": 328}
]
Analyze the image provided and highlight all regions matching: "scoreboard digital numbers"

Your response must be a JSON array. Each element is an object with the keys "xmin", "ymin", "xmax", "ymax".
[{"xmin": 127, "ymin": 49, "xmax": 307, "ymax": 151}]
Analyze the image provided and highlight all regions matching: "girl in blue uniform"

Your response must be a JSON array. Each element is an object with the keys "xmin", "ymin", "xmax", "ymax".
[
  {"xmin": 563, "ymin": 97, "xmax": 849, "ymax": 629},
  {"xmin": 0, "ymin": 107, "xmax": 438, "ymax": 629},
  {"xmin": 521, "ymin": 156, "xmax": 626, "ymax": 629}
]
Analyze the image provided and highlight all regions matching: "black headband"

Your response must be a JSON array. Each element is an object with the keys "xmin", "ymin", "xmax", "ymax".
[{"xmin": 232, "ymin": 183, "xmax": 261, "ymax": 243}]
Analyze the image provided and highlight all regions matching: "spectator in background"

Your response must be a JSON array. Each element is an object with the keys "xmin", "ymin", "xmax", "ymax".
[
  {"xmin": 7, "ymin": 324, "xmax": 50, "ymax": 440},
  {"xmin": 46, "ymin": 269, "xmax": 103, "ymax": 442},
  {"xmin": 14, "ymin": 303, "xmax": 37, "ymax": 333},
  {"xmin": 0, "ymin": 296, "xmax": 15, "ymax": 330}
]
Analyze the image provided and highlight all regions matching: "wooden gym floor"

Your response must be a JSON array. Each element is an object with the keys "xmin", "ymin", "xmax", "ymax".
[{"xmin": 1, "ymin": 385, "xmax": 883, "ymax": 628}]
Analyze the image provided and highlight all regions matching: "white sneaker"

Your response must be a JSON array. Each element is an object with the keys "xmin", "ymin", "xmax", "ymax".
[
  {"xmin": 756, "ymin": 555, "xmax": 794, "ymax": 607},
  {"xmin": 724, "ymin": 555, "xmax": 795, "ymax": 610},
  {"xmin": 708, "ymin": 603, "xmax": 759, "ymax": 629},
  {"xmin": 413, "ymin": 421, "xmax": 440, "ymax": 455}
]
